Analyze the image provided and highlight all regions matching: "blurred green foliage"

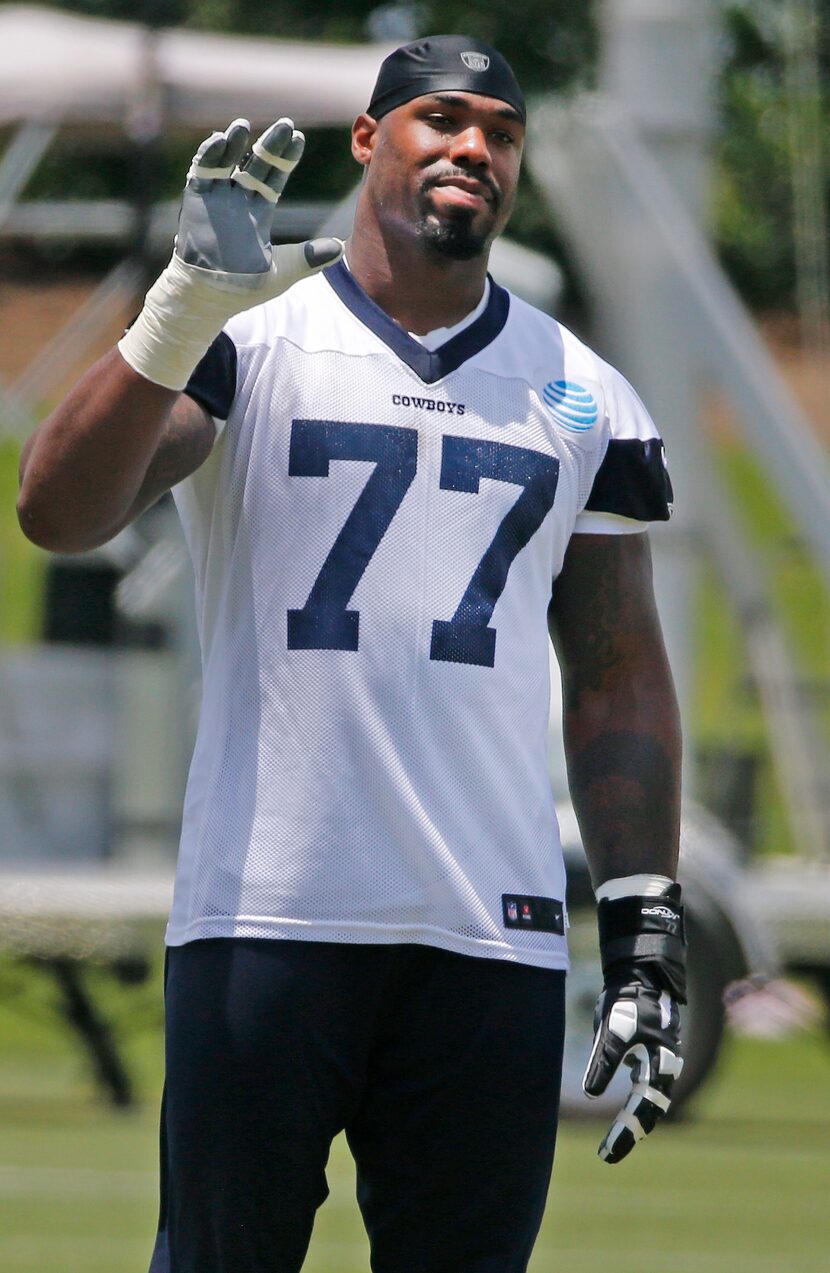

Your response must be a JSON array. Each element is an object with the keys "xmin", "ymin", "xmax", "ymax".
[
  {"xmin": 715, "ymin": 5, "xmax": 796, "ymax": 309},
  {"xmin": 19, "ymin": 0, "xmax": 829, "ymax": 312},
  {"xmin": 693, "ymin": 433, "xmax": 830, "ymax": 855}
]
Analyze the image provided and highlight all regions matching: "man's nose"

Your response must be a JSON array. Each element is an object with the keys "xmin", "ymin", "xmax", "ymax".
[{"xmin": 448, "ymin": 126, "xmax": 490, "ymax": 167}]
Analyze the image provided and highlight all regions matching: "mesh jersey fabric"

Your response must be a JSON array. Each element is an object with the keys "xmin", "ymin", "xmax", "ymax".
[{"xmin": 169, "ymin": 266, "xmax": 670, "ymax": 968}]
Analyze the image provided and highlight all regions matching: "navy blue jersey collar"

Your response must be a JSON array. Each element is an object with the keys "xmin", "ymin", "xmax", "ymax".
[{"xmin": 324, "ymin": 258, "xmax": 510, "ymax": 384}]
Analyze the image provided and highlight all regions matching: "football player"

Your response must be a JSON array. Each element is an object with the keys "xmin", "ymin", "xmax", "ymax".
[{"xmin": 19, "ymin": 35, "xmax": 685, "ymax": 1273}]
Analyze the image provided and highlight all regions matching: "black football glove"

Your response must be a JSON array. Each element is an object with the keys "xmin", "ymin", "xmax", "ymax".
[{"xmin": 583, "ymin": 884, "xmax": 686, "ymax": 1164}]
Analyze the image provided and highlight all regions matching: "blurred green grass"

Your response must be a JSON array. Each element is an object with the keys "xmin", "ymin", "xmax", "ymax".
[
  {"xmin": 0, "ymin": 439, "xmax": 43, "ymax": 644},
  {"xmin": 1, "ymin": 953, "xmax": 829, "ymax": 1273}
]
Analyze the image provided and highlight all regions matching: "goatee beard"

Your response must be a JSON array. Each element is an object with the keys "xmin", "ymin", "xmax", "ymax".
[{"xmin": 416, "ymin": 210, "xmax": 491, "ymax": 261}]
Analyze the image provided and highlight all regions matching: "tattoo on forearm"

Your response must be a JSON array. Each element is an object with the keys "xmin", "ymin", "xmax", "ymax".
[
  {"xmin": 551, "ymin": 534, "xmax": 680, "ymax": 879},
  {"xmin": 564, "ymin": 595, "xmax": 622, "ymax": 699},
  {"xmin": 575, "ymin": 594, "xmax": 621, "ymax": 693},
  {"xmin": 567, "ymin": 730, "xmax": 678, "ymax": 877}
]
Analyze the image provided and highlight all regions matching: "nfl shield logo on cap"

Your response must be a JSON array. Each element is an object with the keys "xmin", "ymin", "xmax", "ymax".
[{"xmin": 461, "ymin": 51, "xmax": 490, "ymax": 71}]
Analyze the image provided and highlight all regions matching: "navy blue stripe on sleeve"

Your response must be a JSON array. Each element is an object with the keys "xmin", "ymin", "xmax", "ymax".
[
  {"xmin": 184, "ymin": 331, "xmax": 237, "ymax": 420},
  {"xmin": 584, "ymin": 438, "xmax": 673, "ymax": 522}
]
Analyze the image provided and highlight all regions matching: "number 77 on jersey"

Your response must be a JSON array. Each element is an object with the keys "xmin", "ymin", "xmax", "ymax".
[{"xmin": 286, "ymin": 418, "xmax": 560, "ymax": 668}]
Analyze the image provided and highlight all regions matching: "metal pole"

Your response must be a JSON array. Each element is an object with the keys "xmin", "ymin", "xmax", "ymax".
[
  {"xmin": 0, "ymin": 119, "xmax": 57, "ymax": 231},
  {"xmin": 598, "ymin": 0, "xmax": 720, "ymax": 794}
]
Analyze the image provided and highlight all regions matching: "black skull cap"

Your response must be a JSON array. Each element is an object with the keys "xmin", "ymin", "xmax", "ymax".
[{"xmin": 367, "ymin": 35, "xmax": 526, "ymax": 125}]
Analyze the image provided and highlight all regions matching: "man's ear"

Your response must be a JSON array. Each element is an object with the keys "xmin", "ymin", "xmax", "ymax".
[{"xmin": 351, "ymin": 113, "xmax": 378, "ymax": 167}]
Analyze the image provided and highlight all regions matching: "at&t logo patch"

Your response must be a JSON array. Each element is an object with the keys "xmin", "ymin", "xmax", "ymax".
[{"xmin": 542, "ymin": 380, "xmax": 598, "ymax": 433}]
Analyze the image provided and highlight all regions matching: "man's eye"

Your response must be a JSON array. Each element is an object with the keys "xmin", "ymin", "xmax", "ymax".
[{"xmin": 427, "ymin": 114, "xmax": 452, "ymax": 127}]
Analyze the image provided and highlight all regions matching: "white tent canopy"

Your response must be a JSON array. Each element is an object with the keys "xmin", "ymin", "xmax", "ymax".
[
  {"xmin": 0, "ymin": 6, "xmax": 390, "ymax": 131},
  {"xmin": 0, "ymin": 7, "xmax": 563, "ymax": 372}
]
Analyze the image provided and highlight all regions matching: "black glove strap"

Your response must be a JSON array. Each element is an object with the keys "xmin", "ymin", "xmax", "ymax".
[{"xmin": 597, "ymin": 883, "xmax": 688, "ymax": 1004}]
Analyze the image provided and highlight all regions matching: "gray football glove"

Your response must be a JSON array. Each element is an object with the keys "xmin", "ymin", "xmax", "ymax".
[
  {"xmin": 176, "ymin": 116, "xmax": 339, "ymax": 275},
  {"xmin": 118, "ymin": 118, "xmax": 343, "ymax": 390},
  {"xmin": 583, "ymin": 884, "xmax": 686, "ymax": 1163}
]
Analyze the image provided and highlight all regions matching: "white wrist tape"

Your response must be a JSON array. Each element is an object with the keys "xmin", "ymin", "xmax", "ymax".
[
  {"xmin": 595, "ymin": 874, "xmax": 675, "ymax": 902},
  {"xmin": 117, "ymin": 251, "xmax": 270, "ymax": 391}
]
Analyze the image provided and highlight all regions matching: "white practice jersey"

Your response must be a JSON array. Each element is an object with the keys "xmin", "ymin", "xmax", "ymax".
[{"xmin": 168, "ymin": 261, "xmax": 672, "ymax": 968}]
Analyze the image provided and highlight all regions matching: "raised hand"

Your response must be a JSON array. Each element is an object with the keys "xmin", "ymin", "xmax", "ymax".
[
  {"xmin": 118, "ymin": 116, "xmax": 343, "ymax": 390},
  {"xmin": 177, "ymin": 118, "xmax": 306, "ymax": 274}
]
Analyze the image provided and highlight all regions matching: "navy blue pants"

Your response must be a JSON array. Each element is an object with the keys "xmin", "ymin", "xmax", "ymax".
[{"xmin": 149, "ymin": 939, "xmax": 566, "ymax": 1273}]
